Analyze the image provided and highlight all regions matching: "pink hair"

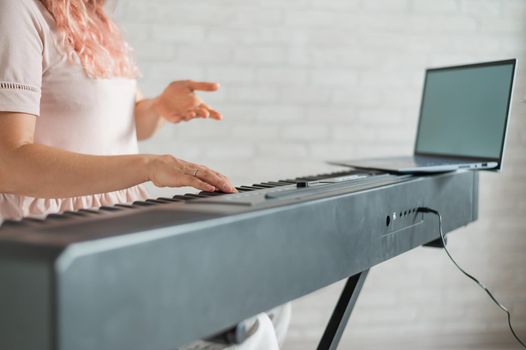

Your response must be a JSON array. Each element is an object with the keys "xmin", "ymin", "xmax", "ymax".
[{"xmin": 40, "ymin": 0, "xmax": 138, "ymax": 79}]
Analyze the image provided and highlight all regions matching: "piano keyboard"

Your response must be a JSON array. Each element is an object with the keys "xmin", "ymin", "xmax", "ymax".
[
  {"xmin": 1, "ymin": 169, "xmax": 401, "ymax": 228},
  {"xmin": 0, "ymin": 170, "xmax": 479, "ymax": 350}
]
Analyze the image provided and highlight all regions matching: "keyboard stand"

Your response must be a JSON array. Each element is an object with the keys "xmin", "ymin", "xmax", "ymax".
[
  {"xmin": 423, "ymin": 237, "xmax": 446, "ymax": 248},
  {"xmin": 317, "ymin": 269, "xmax": 369, "ymax": 350}
]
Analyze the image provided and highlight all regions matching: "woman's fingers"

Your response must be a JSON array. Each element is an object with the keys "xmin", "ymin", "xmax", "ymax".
[
  {"xmin": 183, "ymin": 111, "xmax": 197, "ymax": 120},
  {"xmin": 207, "ymin": 109, "xmax": 222, "ymax": 120},
  {"xmin": 182, "ymin": 105, "xmax": 220, "ymax": 120},
  {"xmin": 149, "ymin": 155, "xmax": 236, "ymax": 193},
  {"xmin": 200, "ymin": 103, "xmax": 223, "ymax": 120},
  {"xmin": 191, "ymin": 166, "xmax": 236, "ymax": 193},
  {"xmin": 157, "ymin": 80, "xmax": 223, "ymax": 123},
  {"xmin": 165, "ymin": 115, "xmax": 190, "ymax": 123},
  {"xmin": 211, "ymin": 169, "xmax": 234, "ymax": 188},
  {"xmin": 180, "ymin": 174, "xmax": 216, "ymax": 192},
  {"xmin": 195, "ymin": 107, "xmax": 210, "ymax": 118},
  {"xmin": 185, "ymin": 80, "xmax": 220, "ymax": 92}
]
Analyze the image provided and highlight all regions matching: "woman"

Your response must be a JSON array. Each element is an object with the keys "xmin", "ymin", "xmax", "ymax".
[
  {"xmin": 0, "ymin": 0, "xmax": 287, "ymax": 349},
  {"xmin": 0, "ymin": 0, "xmax": 236, "ymax": 220}
]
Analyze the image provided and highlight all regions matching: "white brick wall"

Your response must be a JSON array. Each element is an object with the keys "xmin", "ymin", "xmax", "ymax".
[{"xmin": 114, "ymin": 0, "xmax": 526, "ymax": 348}]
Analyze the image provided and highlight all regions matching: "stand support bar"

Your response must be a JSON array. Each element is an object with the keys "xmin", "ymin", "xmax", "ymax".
[{"xmin": 317, "ymin": 270, "xmax": 369, "ymax": 350}]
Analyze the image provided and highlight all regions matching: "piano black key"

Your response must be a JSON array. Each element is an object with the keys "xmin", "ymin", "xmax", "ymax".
[
  {"xmin": 133, "ymin": 201, "xmax": 156, "ymax": 206},
  {"xmin": 100, "ymin": 206, "xmax": 122, "ymax": 211},
  {"xmin": 279, "ymin": 179, "xmax": 300, "ymax": 183},
  {"xmin": 47, "ymin": 213, "xmax": 69, "ymax": 220},
  {"xmin": 274, "ymin": 181, "xmax": 296, "ymax": 186},
  {"xmin": 252, "ymin": 184, "xmax": 274, "ymax": 188},
  {"xmin": 115, "ymin": 204, "xmax": 137, "ymax": 209},
  {"xmin": 1, "ymin": 219, "xmax": 24, "ymax": 227},
  {"xmin": 157, "ymin": 197, "xmax": 183, "ymax": 202},
  {"xmin": 235, "ymin": 187, "xmax": 250, "ymax": 192},
  {"xmin": 261, "ymin": 182, "xmax": 289, "ymax": 187},
  {"xmin": 195, "ymin": 192, "xmax": 214, "ymax": 197},
  {"xmin": 146, "ymin": 199, "xmax": 168, "ymax": 204},
  {"xmin": 79, "ymin": 209, "xmax": 102, "ymax": 215},
  {"xmin": 62, "ymin": 210, "xmax": 88, "ymax": 217},
  {"xmin": 23, "ymin": 217, "xmax": 45, "ymax": 223},
  {"xmin": 251, "ymin": 184, "xmax": 271, "ymax": 189},
  {"xmin": 198, "ymin": 191, "xmax": 225, "ymax": 197},
  {"xmin": 172, "ymin": 195, "xmax": 190, "ymax": 201},
  {"xmin": 237, "ymin": 186, "xmax": 259, "ymax": 191},
  {"xmin": 183, "ymin": 194, "xmax": 208, "ymax": 199}
]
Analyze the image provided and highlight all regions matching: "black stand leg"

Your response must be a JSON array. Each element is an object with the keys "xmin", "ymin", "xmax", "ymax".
[
  {"xmin": 423, "ymin": 232, "xmax": 448, "ymax": 248},
  {"xmin": 317, "ymin": 270, "xmax": 369, "ymax": 350}
]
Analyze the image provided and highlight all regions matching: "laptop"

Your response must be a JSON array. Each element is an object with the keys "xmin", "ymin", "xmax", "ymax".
[{"xmin": 330, "ymin": 59, "xmax": 517, "ymax": 173}]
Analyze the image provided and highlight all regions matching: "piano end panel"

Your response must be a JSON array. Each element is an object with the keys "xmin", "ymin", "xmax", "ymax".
[{"xmin": 0, "ymin": 244, "xmax": 57, "ymax": 350}]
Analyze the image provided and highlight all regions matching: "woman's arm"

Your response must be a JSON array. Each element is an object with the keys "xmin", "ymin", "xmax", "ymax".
[
  {"xmin": 134, "ymin": 90, "xmax": 165, "ymax": 141},
  {"xmin": 134, "ymin": 80, "xmax": 223, "ymax": 141},
  {"xmin": 134, "ymin": 97, "xmax": 164, "ymax": 141},
  {"xmin": 0, "ymin": 112, "xmax": 236, "ymax": 198}
]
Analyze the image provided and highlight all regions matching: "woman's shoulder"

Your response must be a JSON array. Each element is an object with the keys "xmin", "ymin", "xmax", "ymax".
[
  {"xmin": 0, "ymin": 0, "xmax": 47, "ymax": 28},
  {"xmin": 0, "ymin": 0, "xmax": 41, "ymax": 15},
  {"xmin": 0, "ymin": 0, "xmax": 52, "ymax": 49}
]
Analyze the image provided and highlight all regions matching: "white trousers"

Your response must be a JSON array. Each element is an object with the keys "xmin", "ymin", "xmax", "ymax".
[{"xmin": 182, "ymin": 303, "xmax": 291, "ymax": 350}]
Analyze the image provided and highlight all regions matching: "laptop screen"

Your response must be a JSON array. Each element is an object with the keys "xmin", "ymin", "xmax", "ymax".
[{"xmin": 414, "ymin": 60, "xmax": 515, "ymax": 163}]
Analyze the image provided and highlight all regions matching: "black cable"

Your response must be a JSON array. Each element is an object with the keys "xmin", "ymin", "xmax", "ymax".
[{"xmin": 418, "ymin": 207, "xmax": 526, "ymax": 349}]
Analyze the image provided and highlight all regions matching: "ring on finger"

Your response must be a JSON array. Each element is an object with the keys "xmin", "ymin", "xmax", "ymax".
[{"xmin": 193, "ymin": 169, "xmax": 199, "ymax": 177}]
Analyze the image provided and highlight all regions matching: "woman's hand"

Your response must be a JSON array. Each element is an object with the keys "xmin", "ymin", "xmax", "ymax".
[
  {"xmin": 0, "ymin": 112, "xmax": 236, "ymax": 198},
  {"xmin": 154, "ymin": 80, "xmax": 223, "ymax": 123},
  {"xmin": 148, "ymin": 155, "xmax": 236, "ymax": 193}
]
